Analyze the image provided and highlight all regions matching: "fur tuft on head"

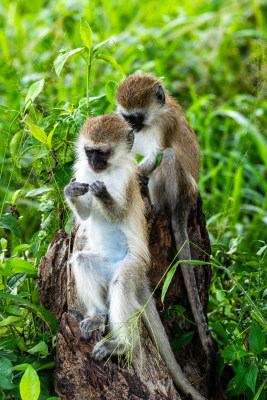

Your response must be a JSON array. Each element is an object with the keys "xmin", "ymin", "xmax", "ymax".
[
  {"xmin": 116, "ymin": 73, "xmax": 164, "ymax": 110},
  {"xmin": 82, "ymin": 114, "xmax": 130, "ymax": 145}
]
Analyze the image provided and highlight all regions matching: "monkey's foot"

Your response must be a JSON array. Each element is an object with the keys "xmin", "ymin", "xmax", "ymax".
[
  {"xmin": 92, "ymin": 339, "xmax": 122, "ymax": 361},
  {"xmin": 79, "ymin": 314, "xmax": 106, "ymax": 340}
]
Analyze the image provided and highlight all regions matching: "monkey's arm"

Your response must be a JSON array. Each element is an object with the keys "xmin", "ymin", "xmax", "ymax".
[
  {"xmin": 138, "ymin": 151, "xmax": 158, "ymax": 176},
  {"xmin": 89, "ymin": 180, "xmax": 127, "ymax": 222},
  {"xmin": 64, "ymin": 180, "xmax": 92, "ymax": 221}
]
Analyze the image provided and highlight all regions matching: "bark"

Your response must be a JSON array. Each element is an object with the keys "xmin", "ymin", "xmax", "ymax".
[{"xmin": 38, "ymin": 189, "xmax": 212, "ymax": 400}]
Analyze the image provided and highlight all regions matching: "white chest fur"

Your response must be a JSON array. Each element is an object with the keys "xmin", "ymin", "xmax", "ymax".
[{"xmin": 133, "ymin": 126, "xmax": 162, "ymax": 158}]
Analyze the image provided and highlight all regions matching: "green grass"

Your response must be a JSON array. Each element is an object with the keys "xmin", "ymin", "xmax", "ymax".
[{"xmin": 0, "ymin": 0, "xmax": 266, "ymax": 399}]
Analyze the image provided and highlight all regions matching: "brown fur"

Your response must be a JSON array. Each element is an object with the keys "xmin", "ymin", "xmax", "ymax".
[
  {"xmin": 117, "ymin": 73, "xmax": 162, "ymax": 109},
  {"xmin": 82, "ymin": 114, "xmax": 130, "ymax": 145},
  {"xmin": 117, "ymin": 74, "xmax": 200, "ymax": 185}
]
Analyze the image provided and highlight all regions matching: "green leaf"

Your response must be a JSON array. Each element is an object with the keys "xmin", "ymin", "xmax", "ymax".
[
  {"xmin": 4, "ymin": 258, "xmax": 36, "ymax": 275},
  {"xmin": 95, "ymin": 52, "xmax": 124, "ymax": 73},
  {"xmin": 254, "ymin": 379, "xmax": 267, "ymax": 400},
  {"xmin": 10, "ymin": 131, "xmax": 24, "ymax": 159},
  {"xmin": 25, "ymin": 187, "xmax": 52, "ymax": 197},
  {"xmin": 0, "ymin": 213, "xmax": 21, "ymax": 238},
  {"xmin": 93, "ymin": 38, "xmax": 114, "ymax": 52},
  {"xmin": 0, "ymin": 356, "xmax": 13, "ymax": 389},
  {"xmin": 105, "ymin": 80, "xmax": 118, "ymax": 105},
  {"xmin": 26, "ymin": 122, "xmax": 47, "ymax": 144},
  {"xmin": 248, "ymin": 321, "xmax": 265, "ymax": 355},
  {"xmin": 155, "ymin": 152, "xmax": 163, "ymax": 168},
  {"xmin": 54, "ymin": 47, "xmax": 85, "ymax": 76},
  {"xmin": 28, "ymin": 341, "xmax": 49, "ymax": 356},
  {"xmin": 12, "ymin": 244, "xmax": 30, "ymax": 257},
  {"xmin": 80, "ymin": 18, "xmax": 92, "ymax": 49},
  {"xmin": 0, "ymin": 238, "xmax": 7, "ymax": 250},
  {"xmin": 244, "ymin": 363, "xmax": 258, "ymax": 394},
  {"xmin": 12, "ymin": 363, "xmax": 30, "ymax": 372},
  {"xmin": 161, "ymin": 261, "xmax": 179, "ymax": 303},
  {"xmin": 135, "ymin": 154, "xmax": 144, "ymax": 163},
  {"xmin": 64, "ymin": 214, "xmax": 73, "ymax": 235},
  {"xmin": 24, "ymin": 78, "xmax": 44, "ymax": 110},
  {"xmin": 20, "ymin": 365, "xmax": 40, "ymax": 400},
  {"xmin": 0, "ymin": 292, "xmax": 58, "ymax": 333},
  {"xmin": 0, "ymin": 316, "xmax": 24, "ymax": 327},
  {"xmin": 0, "ymin": 339, "xmax": 22, "ymax": 350},
  {"xmin": 171, "ymin": 331, "xmax": 194, "ymax": 350},
  {"xmin": 47, "ymin": 123, "xmax": 59, "ymax": 148},
  {"xmin": 47, "ymin": 398, "xmax": 61, "ymax": 400},
  {"xmin": 210, "ymin": 322, "xmax": 229, "ymax": 343}
]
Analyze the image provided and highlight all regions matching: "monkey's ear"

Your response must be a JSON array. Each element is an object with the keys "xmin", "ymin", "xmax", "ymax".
[
  {"xmin": 154, "ymin": 85, "xmax": 165, "ymax": 106},
  {"xmin": 127, "ymin": 129, "xmax": 134, "ymax": 151}
]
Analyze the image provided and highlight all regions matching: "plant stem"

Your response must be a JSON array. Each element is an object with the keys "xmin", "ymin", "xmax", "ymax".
[{"xmin": 86, "ymin": 52, "xmax": 92, "ymax": 111}]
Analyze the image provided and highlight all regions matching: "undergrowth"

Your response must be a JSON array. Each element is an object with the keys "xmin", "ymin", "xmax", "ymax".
[{"xmin": 0, "ymin": 1, "xmax": 266, "ymax": 399}]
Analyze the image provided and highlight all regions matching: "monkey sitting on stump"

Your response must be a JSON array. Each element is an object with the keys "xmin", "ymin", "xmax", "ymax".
[
  {"xmin": 64, "ymin": 114, "xmax": 206, "ymax": 400},
  {"xmin": 116, "ymin": 74, "xmax": 217, "ymax": 400}
]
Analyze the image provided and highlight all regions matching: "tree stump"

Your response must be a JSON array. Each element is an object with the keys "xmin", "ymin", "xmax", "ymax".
[{"xmin": 38, "ymin": 189, "xmax": 212, "ymax": 400}]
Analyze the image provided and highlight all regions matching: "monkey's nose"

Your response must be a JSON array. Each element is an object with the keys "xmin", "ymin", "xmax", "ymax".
[{"xmin": 125, "ymin": 114, "xmax": 144, "ymax": 131}]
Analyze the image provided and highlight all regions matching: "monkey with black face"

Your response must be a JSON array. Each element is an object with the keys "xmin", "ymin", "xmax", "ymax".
[
  {"xmin": 64, "ymin": 114, "xmax": 206, "ymax": 400},
  {"xmin": 116, "ymin": 74, "xmax": 217, "ymax": 400}
]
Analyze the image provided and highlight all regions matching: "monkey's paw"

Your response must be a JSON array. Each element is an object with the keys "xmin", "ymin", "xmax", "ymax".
[
  {"xmin": 64, "ymin": 181, "xmax": 89, "ymax": 198},
  {"xmin": 92, "ymin": 339, "xmax": 118, "ymax": 361},
  {"xmin": 79, "ymin": 314, "xmax": 106, "ymax": 340},
  {"xmin": 89, "ymin": 180, "xmax": 107, "ymax": 197}
]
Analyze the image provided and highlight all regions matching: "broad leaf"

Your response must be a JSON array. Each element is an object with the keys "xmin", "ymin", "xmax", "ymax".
[
  {"xmin": 0, "ymin": 316, "xmax": 23, "ymax": 327},
  {"xmin": 0, "ymin": 292, "xmax": 58, "ymax": 333},
  {"xmin": 24, "ymin": 78, "xmax": 44, "ymax": 110},
  {"xmin": 25, "ymin": 187, "xmax": 52, "ymax": 197},
  {"xmin": 4, "ymin": 258, "xmax": 36, "ymax": 275},
  {"xmin": 135, "ymin": 154, "xmax": 144, "ymax": 163},
  {"xmin": 93, "ymin": 38, "xmax": 114, "ymax": 51},
  {"xmin": 0, "ymin": 356, "xmax": 14, "ymax": 389},
  {"xmin": 80, "ymin": 18, "xmax": 92, "ymax": 49},
  {"xmin": 20, "ymin": 365, "xmax": 40, "ymax": 400},
  {"xmin": 0, "ymin": 213, "xmax": 21, "ymax": 238},
  {"xmin": 54, "ymin": 47, "xmax": 84, "ymax": 76},
  {"xmin": 95, "ymin": 53, "xmax": 124, "ymax": 73},
  {"xmin": 105, "ymin": 80, "xmax": 118, "ymax": 105},
  {"xmin": 27, "ymin": 341, "xmax": 49, "ymax": 355},
  {"xmin": 248, "ymin": 321, "xmax": 265, "ymax": 355},
  {"xmin": 10, "ymin": 131, "xmax": 24, "ymax": 159},
  {"xmin": 244, "ymin": 363, "xmax": 258, "ymax": 394},
  {"xmin": 26, "ymin": 122, "xmax": 47, "ymax": 144},
  {"xmin": 171, "ymin": 331, "xmax": 194, "ymax": 350}
]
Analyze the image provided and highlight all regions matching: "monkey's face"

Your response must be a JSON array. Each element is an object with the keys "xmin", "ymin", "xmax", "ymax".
[
  {"xmin": 116, "ymin": 74, "xmax": 166, "ymax": 132},
  {"xmin": 84, "ymin": 146, "xmax": 111, "ymax": 173},
  {"xmin": 79, "ymin": 114, "xmax": 134, "ymax": 173}
]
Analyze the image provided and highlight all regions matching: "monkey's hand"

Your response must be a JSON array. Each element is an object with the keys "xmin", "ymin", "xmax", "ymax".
[
  {"xmin": 138, "ymin": 155, "xmax": 157, "ymax": 176},
  {"xmin": 89, "ymin": 180, "xmax": 108, "ymax": 198},
  {"xmin": 64, "ymin": 181, "xmax": 89, "ymax": 198}
]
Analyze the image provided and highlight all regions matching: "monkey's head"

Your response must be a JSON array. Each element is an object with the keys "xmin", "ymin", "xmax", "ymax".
[
  {"xmin": 116, "ymin": 73, "xmax": 166, "ymax": 132},
  {"xmin": 79, "ymin": 114, "xmax": 134, "ymax": 173}
]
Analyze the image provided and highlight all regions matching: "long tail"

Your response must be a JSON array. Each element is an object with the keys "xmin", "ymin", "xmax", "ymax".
[
  {"xmin": 143, "ymin": 297, "xmax": 207, "ymax": 400},
  {"xmin": 171, "ymin": 214, "xmax": 217, "ymax": 400}
]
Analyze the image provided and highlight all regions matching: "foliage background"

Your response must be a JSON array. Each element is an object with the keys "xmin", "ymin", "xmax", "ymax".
[{"xmin": 0, "ymin": 0, "xmax": 266, "ymax": 399}]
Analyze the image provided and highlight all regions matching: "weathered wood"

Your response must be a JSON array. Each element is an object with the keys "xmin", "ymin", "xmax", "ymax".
[{"xmin": 38, "ymin": 190, "xmax": 212, "ymax": 399}]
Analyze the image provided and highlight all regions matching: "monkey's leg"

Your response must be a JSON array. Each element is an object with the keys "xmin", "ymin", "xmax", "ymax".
[
  {"xmin": 92, "ymin": 263, "xmax": 145, "ymax": 361},
  {"xmin": 171, "ymin": 210, "xmax": 217, "ymax": 400},
  {"xmin": 71, "ymin": 252, "xmax": 108, "ymax": 339}
]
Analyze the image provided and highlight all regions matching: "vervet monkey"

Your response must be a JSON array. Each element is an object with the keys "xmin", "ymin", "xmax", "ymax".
[
  {"xmin": 116, "ymin": 74, "xmax": 217, "ymax": 400},
  {"xmin": 64, "ymin": 114, "xmax": 206, "ymax": 400}
]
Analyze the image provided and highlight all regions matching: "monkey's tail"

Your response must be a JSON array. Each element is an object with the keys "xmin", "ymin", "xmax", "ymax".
[
  {"xmin": 143, "ymin": 299, "xmax": 207, "ymax": 400},
  {"xmin": 180, "ymin": 261, "xmax": 217, "ymax": 400},
  {"xmin": 171, "ymin": 209, "xmax": 217, "ymax": 400}
]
